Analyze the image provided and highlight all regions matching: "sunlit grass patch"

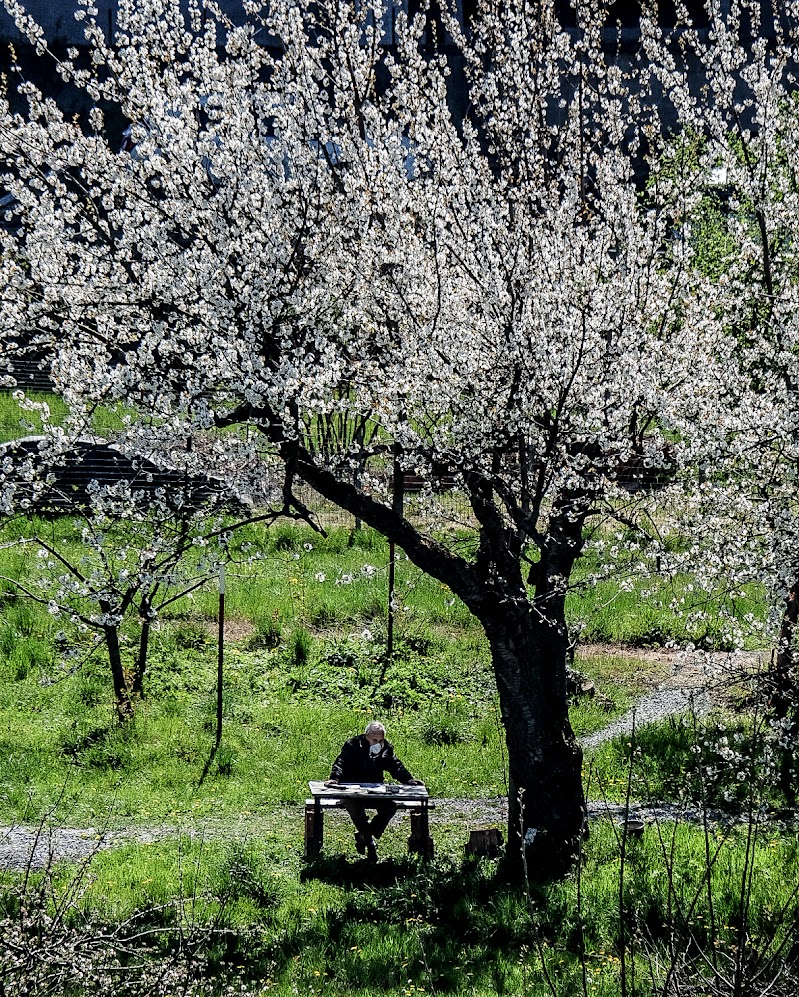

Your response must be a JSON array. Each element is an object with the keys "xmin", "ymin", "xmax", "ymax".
[{"xmin": 0, "ymin": 390, "xmax": 138, "ymax": 442}]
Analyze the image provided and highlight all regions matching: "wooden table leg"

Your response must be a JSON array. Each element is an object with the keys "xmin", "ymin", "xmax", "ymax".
[
  {"xmin": 305, "ymin": 800, "xmax": 323, "ymax": 858},
  {"xmin": 408, "ymin": 804, "xmax": 433, "ymax": 859}
]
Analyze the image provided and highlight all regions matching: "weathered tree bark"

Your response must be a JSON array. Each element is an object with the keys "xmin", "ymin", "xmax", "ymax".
[
  {"xmin": 481, "ymin": 602, "xmax": 585, "ymax": 874},
  {"xmin": 132, "ymin": 593, "xmax": 157, "ymax": 699},
  {"xmin": 468, "ymin": 497, "xmax": 588, "ymax": 874}
]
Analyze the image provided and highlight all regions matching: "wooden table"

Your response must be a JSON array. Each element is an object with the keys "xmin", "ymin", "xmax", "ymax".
[{"xmin": 305, "ymin": 781, "xmax": 433, "ymax": 859}]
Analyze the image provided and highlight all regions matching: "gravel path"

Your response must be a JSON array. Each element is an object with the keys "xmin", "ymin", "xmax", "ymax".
[
  {"xmin": 0, "ymin": 825, "xmax": 174, "ymax": 872},
  {"xmin": 1, "ymin": 797, "xmax": 782, "ymax": 872},
  {"xmin": 580, "ymin": 687, "xmax": 714, "ymax": 750},
  {"xmin": 581, "ymin": 646, "xmax": 764, "ymax": 750},
  {"xmin": 0, "ymin": 648, "xmax": 772, "ymax": 871}
]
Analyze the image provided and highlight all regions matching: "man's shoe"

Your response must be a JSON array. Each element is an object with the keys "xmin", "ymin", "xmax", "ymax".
[
  {"xmin": 354, "ymin": 832, "xmax": 367, "ymax": 855},
  {"xmin": 366, "ymin": 837, "xmax": 378, "ymax": 862}
]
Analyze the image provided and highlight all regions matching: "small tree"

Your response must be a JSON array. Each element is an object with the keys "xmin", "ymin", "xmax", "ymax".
[
  {"xmin": 0, "ymin": 399, "xmax": 279, "ymax": 719},
  {"xmin": 640, "ymin": 0, "xmax": 799, "ymax": 795}
]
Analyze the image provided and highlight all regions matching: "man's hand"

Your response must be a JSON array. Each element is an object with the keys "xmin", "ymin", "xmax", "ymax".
[
  {"xmin": 407, "ymin": 778, "xmax": 424, "ymax": 786},
  {"xmin": 324, "ymin": 779, "xmax": 340, "ymax": 787}
]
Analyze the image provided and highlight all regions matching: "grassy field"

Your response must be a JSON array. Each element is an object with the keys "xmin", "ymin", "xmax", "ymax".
[
  {"xmin": 0, "ymin": 521, "xmax": 638, "ymax": 826},
  {"xmin": 11, "ymin": 815, "xmax": 797, "ymax": 997},
  {"xmin": 0, "ymin": 520, "xmax": 718, "ymax": 824},
  {"xmin": 0, "ymin": 391, "xmax": 136, "ymax": 443},
  {"xmin": 0, "ymin": 519, "xmax": 795, "ymax": 995}
]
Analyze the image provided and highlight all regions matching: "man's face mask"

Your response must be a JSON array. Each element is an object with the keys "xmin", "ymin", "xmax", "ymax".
[{"xmin": 369, "ymin": 741, "xmax": 382, "ymax": 756}]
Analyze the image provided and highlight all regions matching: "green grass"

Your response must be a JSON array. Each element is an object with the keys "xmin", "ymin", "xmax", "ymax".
[
  {"xmin": 568, "ymin": 570, "xmax": 767, "ymax": 650},
  {"xmin": 0, "ymin": 603, "xmax": 508, "ymax": 823},
  {"xmin": 585, "ymin": 710, "xmax": 787, "ymax": 811},
  {"xmin": 0, "ymin": 392, "xmax": 69, "ymax": 442},
  {"xmin": 0, "ymin": 520, "xmax": 773, "ymax": 826},
  {"xmin": 1, "ymin": 519, "xmax": 793, "ymax": 994},
  {"xmin": 6, "ymin": 816, "xmax": 798, "ymax": 996},
  {"xmin": 0, "ymin": 390, "xmax": 137, "ymax": 442}
]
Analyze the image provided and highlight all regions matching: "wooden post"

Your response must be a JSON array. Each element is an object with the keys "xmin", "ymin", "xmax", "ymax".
[
  {"xmin": 304, "ymin": 798, "xmax": 325, "ymax": 858},
  {"xmin": 353, "ymin": 422, "xmax": 364, "ymax": 531},
  {"xmin": 216, "ymin": 564, "xmax": 225, "ymax": 749},
  {"xmin": 387, "ymin": 539, "xmax": 396, "ymax": 664},
  {"xmin": 408, "ymin": 809, "xmax": 434, "ymax": 859}
]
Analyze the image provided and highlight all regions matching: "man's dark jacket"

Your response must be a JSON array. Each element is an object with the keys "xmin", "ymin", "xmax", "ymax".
[{"xmin": 330, "ymin": 736, "xmax": 414, "ymax": 784}]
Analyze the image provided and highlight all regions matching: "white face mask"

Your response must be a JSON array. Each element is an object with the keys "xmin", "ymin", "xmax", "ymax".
[{"xmin": 369, "ymin": 741, "xmax": 382, "ymax": 756}]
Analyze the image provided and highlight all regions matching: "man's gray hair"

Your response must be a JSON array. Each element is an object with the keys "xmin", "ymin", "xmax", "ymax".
[{"xmin": 364, "ymin": 721, "xmax": 386, "ymax": 736}]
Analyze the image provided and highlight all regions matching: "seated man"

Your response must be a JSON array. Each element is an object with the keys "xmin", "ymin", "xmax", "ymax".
[{"xmin": 325, "ymin": 720, "xmax": 423, "ymax": 861}]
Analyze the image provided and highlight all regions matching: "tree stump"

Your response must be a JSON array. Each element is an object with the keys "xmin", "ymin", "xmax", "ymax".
[{"xmin": 465, "ymin": 828, "xmax": 503, "ymax": 858}]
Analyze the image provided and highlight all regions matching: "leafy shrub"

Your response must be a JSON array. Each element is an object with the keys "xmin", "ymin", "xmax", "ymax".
[
  {"xmin": 73, "ymin": 680, "xmax": 102, "ymax": 708},
  {"xmin": 309, "ymin": 602, "xmax": 338, "ymax": 627},
  {"xmin": 289, "ymin": 627, "xmax": 312, "ymax": 667},
  {"xmin": 272, "ymin": 525, "xmax": 299, "ymax": 552},
  {"xmin": 283, "ymin": 634, "xmax": 492, "ymax": 713},
  {"xmin": 596, "ymin": 714, "xmax": 781, "ymax": 810},
  {"xmin": 142, "ymin": 637, "xmax": 215, "ymax": 697},
  {"xmin": 216, "ymin": 844, "xmax": 281, "ymax": 910},
  {"xmin": 60, "ymin": 724, "xmax": 132, "ymax": 771},
  {"xmin": 413, "ymin": 704, "xmax": 473, "ymax": 746},
  {"xmin": 0, "ymin": 846, "xmax": 230, "ymax": 995}
]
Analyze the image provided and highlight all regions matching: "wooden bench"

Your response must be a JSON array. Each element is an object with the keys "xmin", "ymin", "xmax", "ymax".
[{"xmin": 304, "ymin": 782, "xmax": 434, "ymax": 859}]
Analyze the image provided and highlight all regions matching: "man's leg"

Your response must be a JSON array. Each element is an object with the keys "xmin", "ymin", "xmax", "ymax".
[
  {"xmin": 343, "ymin": 802, "xmax": 372, "ymax": 854},
  {"xmin": 368, "ymin": 801, "xmax": 398, "ymax": 840},
  {"xmin": 343, "ymin": 802, "xmax": 371, "ymax": 836}
]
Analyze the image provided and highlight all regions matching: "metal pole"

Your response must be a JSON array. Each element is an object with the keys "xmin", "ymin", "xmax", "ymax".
[
  {"xmin": 216, "ymin": 563, "xmax": 225, "ymax": 749},
  {"xmin": 387, "ymin": 539, "xmax": 396, "ymax": 663},
  {"xmin": 354, "ymin": 422, "xmax": 364, "ymax": 531}
]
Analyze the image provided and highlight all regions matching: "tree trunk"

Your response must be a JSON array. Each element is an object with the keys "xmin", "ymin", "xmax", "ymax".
[
  {"xmin": 100, "ymin": 600, "xmax": 132, "ymax": 721},
  {"xmin": 468, "ymin": 488, "xmax": 588, "ymax": 876},
  {"xmin": 105, "ymin": 624, "xmax": 132, "ymax": 721},
  {"xmin": 481, "ymin": 598, "xmax": 586, "ymax": 877},
  {"xmin": 132, "ymin": 619, "xmax": 150, "ymax": 699},
  {"xmin": 771, "ymin": 582, "xmax": 799, "ymax": 805}
]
